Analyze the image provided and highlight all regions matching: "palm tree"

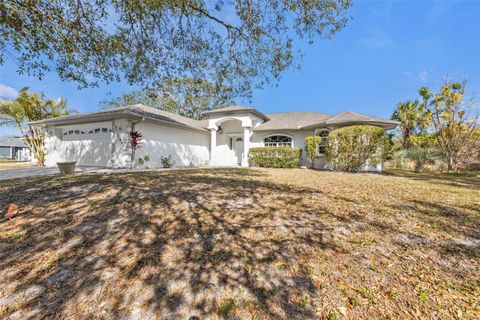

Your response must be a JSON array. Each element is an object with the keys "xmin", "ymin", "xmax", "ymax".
[
  {"xmin": 0, "ymin": 87, "xmax": 68, "ymax": 166},
  {"xmin": 393, "ymin": 148, "xmax": 442, "ymax": 173},
  {"xmin": 391, "ymin": 100, "xmax": 430, "ymax": 149}
]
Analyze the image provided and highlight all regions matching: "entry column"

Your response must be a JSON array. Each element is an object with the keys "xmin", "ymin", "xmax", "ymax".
[
  {"xmin": 209, "ymin": 128, "xmax": 217, "ymax": 165},
  {"xmin": 242, "ymin": 126, "xmax": 251, "ymax": 167}
]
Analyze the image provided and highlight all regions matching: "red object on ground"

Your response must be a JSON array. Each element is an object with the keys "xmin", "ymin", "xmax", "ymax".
[{"xmin": 5, "ymin": 204, "xmax": 19, "ymax": 219}]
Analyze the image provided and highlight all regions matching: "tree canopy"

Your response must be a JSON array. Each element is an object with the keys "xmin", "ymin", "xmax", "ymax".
[
  {"xmin": 101, "ymin": 77, "xmax": 233, "ymax": 120},
  {"xmin": 419, "ymin": 81, "xmax": 479, "ymax": 170},
  {"xmin": 0, "ymin": 0, "xmax": 351, "ymax": 97},
  {"xmin": 392, "ymin": 80, "xmax": 479, "ymax": 171},
  {"xmin": 391, "ymin": 100, "xmax": 430, "ymax": 149}
]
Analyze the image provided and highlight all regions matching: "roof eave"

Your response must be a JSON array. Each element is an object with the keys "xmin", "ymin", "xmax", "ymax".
[
  {"xmin": 300, "ymin": 120, "xmax": 399, "ymax": 130},
  {"xmin": 203, "ymin": 109, "xmax": 270, "ymax": 121},
  {"xmin": 28, "ymin": 111, "xmax": 142, "ymax": 127},
  {"xmin": 328, "ymin": 120, "xmax": 399, "ymax": 129},
  {"xmin": 252, "ymin": 127, "xmax": 309, "ymax": 132}
]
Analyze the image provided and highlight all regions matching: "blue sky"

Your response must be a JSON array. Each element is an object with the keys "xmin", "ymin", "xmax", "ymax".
[{"xmin": 1, "ymin": 0, "xmax": 479, "ymax": 136}]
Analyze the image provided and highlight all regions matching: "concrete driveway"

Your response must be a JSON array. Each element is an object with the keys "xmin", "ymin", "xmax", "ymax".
[{"xmin": 0, "ymin": 166, "xmax": 107, "ymax": 181}]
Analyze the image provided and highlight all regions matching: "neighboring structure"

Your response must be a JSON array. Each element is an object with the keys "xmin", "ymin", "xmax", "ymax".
[
  {"xmin": 29, "ymin": 104, "xmax": 398, "ymax": 170},
  {"xmin": 0, "ymin": 136, "xmax": 31, "ymax": 161}
]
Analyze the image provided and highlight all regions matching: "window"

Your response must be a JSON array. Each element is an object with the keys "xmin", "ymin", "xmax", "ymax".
[
  {"xmin": 317, "ymin": 130, "xmax": 329, "ymax": 154},
  {"xmin": 63, "ymin": 127, "xmax": 109, "ymax": 136},
  {"xmin": 0, "ymin": 147, "xmax": 10, "ymax": 158},
  {"xmin": 264, "ymin": 135, "xmax": 292, "ymax": 147}
]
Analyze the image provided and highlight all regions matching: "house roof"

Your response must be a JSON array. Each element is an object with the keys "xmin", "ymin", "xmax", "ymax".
[
  {"xmin": 29, "ymin": 104, "xmax": 398, "ymax": 132},
  {"xmin": 30, "ymin": 104, "xmax": 208, "ymax": 132},
  {"xmin": 0, "ymin": 136, "xmax": 27, "ymax": 148},
  {"xmin": 325, "ymin": 111, "xmax": 398, "ymax": 125},
  {"xmin": 254, "ymin": 111, "xmax": 398, "ymax": 131},
  {"xmin": 202, "ymin": 105, "xmax": 270, "ymax": 121},
  {"xmin": 254, "ymin": 112, "xmax": 332, "ymax": 131}
]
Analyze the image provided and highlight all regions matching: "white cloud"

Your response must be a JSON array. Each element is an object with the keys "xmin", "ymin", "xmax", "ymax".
[
  {"xmin": 418, "ymin": 70, "xmax": 428, "ymax": 82},
  {"xmin": 0, "ymin": 83, "xmax": 18, "ymax": 98},
  {"xmin": 358, "ymin": 29, "xmax": 396, "ymax": 49},
  {"xmin": 418, "ymin": 69, "xmax": 434, "ymax": 83},
  {"xmin": 402, "ymin": 71, "xmax": 412, "ymax": 76}
]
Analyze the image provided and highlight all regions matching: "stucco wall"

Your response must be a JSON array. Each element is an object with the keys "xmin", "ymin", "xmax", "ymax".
[
  {"xmin": 45, "ymin": 120, "xmax": 210, "ymax": 168},
  {"xmin": 213, "ymin": 120, "xmax": 243, "ymax": 166},
  {"xmin": 44, "ymin": 121, "xmax": 126, "ymax": 167},
  {"xmin": 134, "ymin": 122, "xmax": 210, "ymax": 167}
]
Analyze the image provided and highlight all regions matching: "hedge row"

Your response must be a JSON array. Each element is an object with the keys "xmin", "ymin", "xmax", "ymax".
[{"xmin": 249, "ymin": 147, "xmax": 302, "ymax": 168}]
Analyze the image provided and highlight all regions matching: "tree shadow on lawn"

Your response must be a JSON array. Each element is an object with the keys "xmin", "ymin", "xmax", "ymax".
[
  {"xmin": 0, "ymin": 169, "xmax": 336, "ymax": 319},
  {"xmin": 383, "ymin": 169, "xmax": 480, "ymax": 190},
  {"xmin": 399, "ymin": 200, "xmax": 480, "ymax": 258},
  {"xmin": 1, "ymin": 168, "xmax": 478, "ymax": 319}
]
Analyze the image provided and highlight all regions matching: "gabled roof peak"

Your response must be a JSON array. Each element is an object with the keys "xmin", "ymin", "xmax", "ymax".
[{"xmin": 202, "ymin": 105, "xmax": 269, "ymax": 121}]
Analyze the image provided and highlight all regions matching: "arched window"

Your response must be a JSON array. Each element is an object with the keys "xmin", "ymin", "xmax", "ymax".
[
  {"xmin": 264, "ymin": 135, "xmax": 293, "ymax": 147},
  {"xmin": 317, "ymin": 129, "xmax": 329, "ymax": 154}
]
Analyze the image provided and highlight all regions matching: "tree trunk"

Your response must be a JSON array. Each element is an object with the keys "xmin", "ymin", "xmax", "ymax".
[
  {"xmin": 130, "ymin": 148, "xmax": 135, "ymax": 169},
  {"xmin": 447, "ymin": 154, "xmax": 454, "ymax": 171},
  {"xmin": 403, "ymin": 131, "xmax": 410, "ymax": 149}
]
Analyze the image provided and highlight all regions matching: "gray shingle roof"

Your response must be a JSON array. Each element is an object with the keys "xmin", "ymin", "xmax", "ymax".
[
  {"xmin": 125, "ymin": 104, "xmax": 208, "ymax": 131},
  {"xmin": 324, "ymin": 111, "xmax": 398, "ymax": 125},
  {"xmin": 30, "ymin": 105, "xmax": 398, "ymax": 132},
  {"xmin": 0, "ymin": 136, "xmax": 27, "ymax": 148},
  {"xmin": 30, "ymin": 104, "xmax": 208, "ymax": 132},
  {"xmin": 202, "ymin": 105, "xmax": 269, "ymax": 121},
  {"xmin": 255, "ymin": 111, "xmax": 398, "ymax": 131},
  {"xmin": 203, "ymin": 105, "xmax": 254, "ymax": 114},
  {"xmin": 254, "ymin": 112, "xmax": 332, "ymax": 131}
]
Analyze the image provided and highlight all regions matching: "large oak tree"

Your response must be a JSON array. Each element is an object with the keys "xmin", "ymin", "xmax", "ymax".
[
  {"xmin": 0, "ymin": 0, "xmax": 351, "ymax": 96},
  {"xmin": 101, "ymin": 77, "xmax": 234, "ymax": 120}
]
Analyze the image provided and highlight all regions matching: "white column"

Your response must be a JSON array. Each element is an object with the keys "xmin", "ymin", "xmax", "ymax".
[
  {"xmin": 242, "ymin": 126, "xmax": 251, "ymax": 167},
  {"xmin": 209, "ymin": 128, "xmax": 217, "ymax": 165}
]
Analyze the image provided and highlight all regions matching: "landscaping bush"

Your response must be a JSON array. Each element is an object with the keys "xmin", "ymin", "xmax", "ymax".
[
  {"xmin": 393, "ymin": 148, "xmax": 443, "ymax": 173},
  {"xmin": 249, "ymin": 147, "xmax": 302, "ymax": 168},
  {"xmin": 326, "ymin": 125, "xmax": 386, "ymax": 172},
  {"xmin": 304, "ymin": 136, "xmax": 321, "ymax": 168},
  {"xmin": 160, "ymin": 155, "xmax": 175, "ymax": 168}
]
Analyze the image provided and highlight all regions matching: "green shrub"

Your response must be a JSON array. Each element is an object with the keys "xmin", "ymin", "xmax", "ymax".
[
  {"xmin": 249, "ymin": 147, "xmax": 302, "ymax": 168},
  {"xmin": 393, "ymin": 148, "xmax": 442, "ymax": 172},
  {"xmin": 160, "ymin": 155, "xmax": 175, "ymax": 168},
  {"xmin": 326, "ymin": 125, "xmax": 386, "ymax": 172},
  {"xmin": 304, "ymin": 136, "xmax": 321, "ymax": 168}
]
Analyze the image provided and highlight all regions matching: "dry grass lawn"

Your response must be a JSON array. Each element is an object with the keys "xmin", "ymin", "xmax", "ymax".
[
  {"xmin": 0, "ymin": 168, "xmax": 479, "ymax": 319},
  {"xmin": 0, "ymin": 161, "xmax": 35, "ymax": 171}
]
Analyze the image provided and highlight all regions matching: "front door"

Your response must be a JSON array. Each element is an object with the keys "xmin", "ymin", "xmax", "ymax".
[{"xmin": 234, "ymin": 137, "xmax": 244, "ymax": 165}]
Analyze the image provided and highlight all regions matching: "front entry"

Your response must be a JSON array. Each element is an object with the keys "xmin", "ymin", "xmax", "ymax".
[{"xmin": 233, "ymin": 137, "xmax": 244, "ymax": 165}]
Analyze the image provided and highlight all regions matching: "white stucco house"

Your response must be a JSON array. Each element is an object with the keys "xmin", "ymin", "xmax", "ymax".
[{"xmin": 29, "ymin": 104, "xmax": 398, "ymax": 170}]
